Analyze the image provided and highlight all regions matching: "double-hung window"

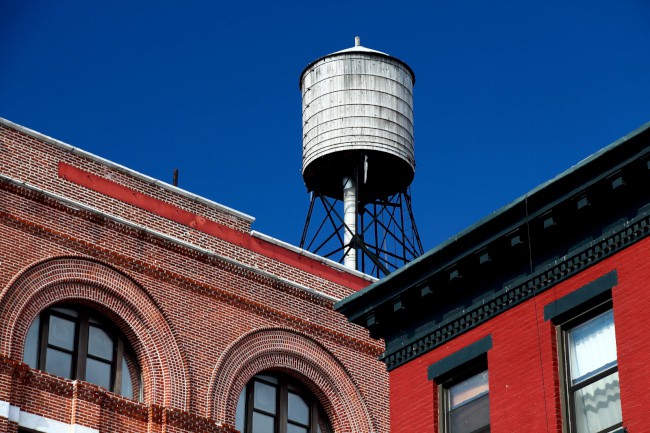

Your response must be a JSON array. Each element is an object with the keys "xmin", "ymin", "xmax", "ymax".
[
  {"xmin": 544, "ymin": 271, "xmax": 624, "ymax": 433},
  {"xmin": 443, "ymin": 369, "xmax": 490, "ymax": 433},
  {"xmin": 562, "ymin": 307, "xmax": 622, "ymax": 433},
  {"xmin": 428, "ymin": 335, "xmax": 492, "ymax": 433}
]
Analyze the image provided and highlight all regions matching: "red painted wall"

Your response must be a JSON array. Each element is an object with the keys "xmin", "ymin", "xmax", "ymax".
[{"xmin": 389, "ymin": 236, "xmax": 650, "ymax": 433}]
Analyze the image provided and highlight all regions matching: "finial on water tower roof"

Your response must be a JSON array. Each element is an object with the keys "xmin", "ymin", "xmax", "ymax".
[{"xmin": 355, "ymin": 36, "xmax": 360, "ymax": 47}]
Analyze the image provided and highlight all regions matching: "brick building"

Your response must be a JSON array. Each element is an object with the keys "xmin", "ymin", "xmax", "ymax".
[
  {"xmin": 336, "ymin": 122, "xmax": 650, "ymax": 433},
  {"xmin": 0, "ymin": 118, "xmax": 388, "ymax": 433}
]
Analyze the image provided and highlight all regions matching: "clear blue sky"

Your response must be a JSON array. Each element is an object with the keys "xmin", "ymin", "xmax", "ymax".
[{"xmin": 2, "ymin": 1, "xmax": 649, "ymax": 252}]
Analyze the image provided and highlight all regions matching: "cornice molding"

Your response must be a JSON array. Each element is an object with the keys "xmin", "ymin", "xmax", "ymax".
[
  {"xmin": 381, "ymin": 210, "xmax": 650, "ymax": 370},
  {"xmin": 336, "ymin": 122, "xmax": 650, "ymax": 324}
]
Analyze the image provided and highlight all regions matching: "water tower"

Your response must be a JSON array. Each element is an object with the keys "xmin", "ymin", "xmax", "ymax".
[{"xmin": 299, "ymin": 37, "xmax": 423, "ymax": 277}]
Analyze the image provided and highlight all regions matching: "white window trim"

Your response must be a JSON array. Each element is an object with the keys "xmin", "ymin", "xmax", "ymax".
[{"xmin": 0, "ymin": 398, "xmax": 98, "ymax": 433}]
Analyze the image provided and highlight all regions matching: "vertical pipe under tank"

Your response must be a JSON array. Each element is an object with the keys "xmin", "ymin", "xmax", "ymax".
[{"xmin": 343, "ymin": 175, "xmax": 357, "ymax": 270}]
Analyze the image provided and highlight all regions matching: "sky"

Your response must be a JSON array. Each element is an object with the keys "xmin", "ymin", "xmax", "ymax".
[{"xmin": 2, "ymin": 1, "xmax": 650, "ymax": 255}]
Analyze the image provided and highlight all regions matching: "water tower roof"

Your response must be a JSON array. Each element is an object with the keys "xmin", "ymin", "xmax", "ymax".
[
  {"xmin": 300, "ymin": 38, "xmax": 415, "ymax": 88},
  {"xmin": 331, "ymin": 44, "xmax": 389, "ymax": 56}
]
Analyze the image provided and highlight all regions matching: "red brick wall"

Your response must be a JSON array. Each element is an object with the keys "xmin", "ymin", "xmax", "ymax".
[
  {"xmin": 389, "ymin": 236, "xmax": 650, "ymax": 433},
  {"xmin": 0, "ymin": 120, "xmax": 389, "ymax": 432}
]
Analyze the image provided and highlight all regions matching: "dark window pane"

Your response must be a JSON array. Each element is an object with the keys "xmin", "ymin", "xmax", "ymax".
[
  {"xmin": 257, "ymin": 373, "xmax": 279, "ymax": 384},
  {"xmin": 45, "ymin": 348, "xmax": 72, "ymax": 378},
  {"xmin": 88, "ymin": 325, "xmax": 114, "ymax": 360},
  {"xmin": 449, "ymin": 393, "xmax": 490, "ymax": 433},
  {"xmin": 88, "ymin": 315, "xmax": 104, "ymax": 324},
  {"xmin": 252, "ymin": 412, "xmax": 275, "ymax": 433},
  {"xmin": 23, "ymin": 316, "xmax": 40, "ymax": 368},
  {"xmin": 254, "ymin": 380, "xmax": 277, "ymax": 413},
  {"xmin": 288, "ymin": 392, "xmax": 309, "ymax": 425},
  {"xmin": 86, "ymin": 358, "xmax": 112, "ymax": 390},
  {"xmin": 51, "ymin": 306, "xmax": 79, "ymax": 317},
  {"xmin": 449, "ymin": 371, "xmax": 489, "ymax": 409},
  {"xmin": 318, "ymin": 412, "xmax": 332, "ymax": 433},
  {"xmin": 287, "ymin": 424, "xmax": 308, "ymax": 433},
  {"xmin": 48, "ymin": 315, "xmax": 75, "ymax": 350},
  {"xmin": 120, "ymin": 357, "xmax": 134, "ymax": 399},
  {"xmin": 236, "ymin": 387, "xmax": 246, "ymax": 432},
  {"xmin": 574, "ymin": 372, "xmax": 622, "ymax": 433}
]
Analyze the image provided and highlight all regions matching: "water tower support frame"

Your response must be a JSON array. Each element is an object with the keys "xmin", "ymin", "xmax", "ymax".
[{"xmin": 300, "ymin": 188, "xmax": 424, "ymax": 278}]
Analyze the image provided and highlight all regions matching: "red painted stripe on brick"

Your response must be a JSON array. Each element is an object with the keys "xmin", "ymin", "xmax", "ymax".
[{"xmin": 58, "ymin": 162, "xmax": 368, "ymax": 291}]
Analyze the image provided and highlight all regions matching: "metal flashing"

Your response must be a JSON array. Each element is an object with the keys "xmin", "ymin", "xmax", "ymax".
[
  {"xmin": 0, "ymin": 117, "xmax": 255, "ymax": 223},
  {"xmin": 251, "ymin": 230, "xmax": 377, "ymax": 283}
]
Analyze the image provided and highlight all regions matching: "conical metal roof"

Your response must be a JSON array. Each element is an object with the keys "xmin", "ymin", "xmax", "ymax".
[
  {"xmin": 300, "ymin": 37, "xmax": 415, "ymax": 87},
  {"xmin": 331, "ymin": 36, "xmax": 389, "ymax": 56}
]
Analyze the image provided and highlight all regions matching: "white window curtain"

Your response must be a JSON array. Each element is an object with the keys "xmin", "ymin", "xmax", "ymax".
[
  {"xmin": 568, "ymin": 310, "xmax": 622, "ymax": 433},
  {"xmin": 568, "ymin": 310, "xmax": 617, "ymax": 382},
  {"xmin": 573, "ymin": 373, "xmax": 622, "ymax": 433}
]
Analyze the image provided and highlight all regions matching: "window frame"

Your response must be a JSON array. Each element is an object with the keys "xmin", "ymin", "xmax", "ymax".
[
  {"xmin": 237, "ymin": 371, "xmax": 331, "ymax": 433},
  {"xmin": 26, "ymin": 304, "xmax": 141, "ymax": 400},
  {"xmin": 556, "ymin": 300, "xmax": 623, "ymax": 433},
  {"xmin": 428, "ymin": 336, "xmax": 492, "ymax": 433},
  {"xmin": 544, "ymin": 270, "xmax": 624, "ymax": 433},
  {"xmin": 437, "ymin": 363, "xmax": 490, "ymax": 433}
]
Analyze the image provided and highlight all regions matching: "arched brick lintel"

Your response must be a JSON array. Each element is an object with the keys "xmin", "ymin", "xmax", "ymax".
[
  {"xmin": 209, "ymin": 328, "xmax": 376, "ymax": 433},
  {"xmin": 0, "ymin": 256, "xmax": 189, "ymax": 410}
]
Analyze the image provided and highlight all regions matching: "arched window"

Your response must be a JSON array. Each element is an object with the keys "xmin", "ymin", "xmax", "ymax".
[
  {"xmin": 23, "ymin": 305, "xmax": 141, "ymax": 400},
  {"xmin": 235, "ymin": 372, "xmax": 332, "ymax": 433}
]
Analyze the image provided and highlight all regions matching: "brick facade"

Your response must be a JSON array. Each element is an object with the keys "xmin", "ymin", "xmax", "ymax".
[
  {"xmin": 388, "ymin": 241, "xmax": 650, "ymax": 432},
  {"xmin": 336, "ymin": 122, "xmax": 650, "ymax": 432},
  {"xmin": 0, "ymin": 118, "xmax": 388, "ymax": 433}
]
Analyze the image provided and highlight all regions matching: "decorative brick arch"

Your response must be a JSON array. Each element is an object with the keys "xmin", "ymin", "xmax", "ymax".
[
  {"xmin": 209, "ymin": 328, "xmax": 376, "ymax": 433},
  {"xmin": 0, "ymin": 256, "xmax": 189, "ymax": 410}
]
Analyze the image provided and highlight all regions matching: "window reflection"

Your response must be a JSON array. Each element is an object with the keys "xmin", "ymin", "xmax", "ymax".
[
  {"xmin": 45, "ymin": 348, "xmax": 73, "ymax": 379},
  {"xmin": 254, "ymin": 381, "xmax": 277, "ymax": 413},
  {"xmin": 48, "ymin": 316, "xmax": 75, "ymax": 350},
  {"xmin": 288, "ymin": 392, "xmax": 309, "ymax": 425},
  {"xmin": 446, "ymin": 370, "xmax": 490, "ymax": 433},
  {"xmin": 88, "ymin": 325, "xmax": 114, "ymax": 359}
]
